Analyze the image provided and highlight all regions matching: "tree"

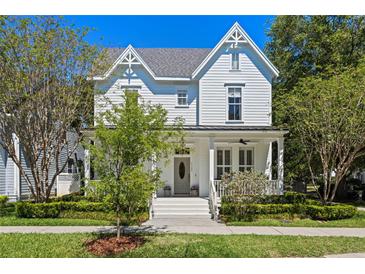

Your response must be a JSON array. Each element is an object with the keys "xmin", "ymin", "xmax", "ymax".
[
  {"xmin": 285, "ymin": 62, "xmax": 365, "ymax": 203},
  {"xmin": 89, "ymin": 91, "xmax": 184, "ymax": 237},
  {"xmin": 265, "ymin": 16, "xmax": 365, "ymax": 185},
  {"xmin": 0, "ymin": 16, "xmax": 102, "ymax": 202}
]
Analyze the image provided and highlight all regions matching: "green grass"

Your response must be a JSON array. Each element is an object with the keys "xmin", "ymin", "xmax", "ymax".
[
  {"xmin": 227, "ymin": 211, "xmax": 365, "ymax": 227},
  {"xmin": 0, "ymin": 216, "xmax": 112, "ymax": 226},
  {"xmin": 0, "ymin": 210, "xmax": 148, "ymax": 226},
  {"xmin": 1, "ymin": 233, "xmax": 365, "ymax": 258}
]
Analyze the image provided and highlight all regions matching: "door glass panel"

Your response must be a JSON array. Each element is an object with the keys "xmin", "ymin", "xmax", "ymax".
[{"xmin": 179, "ymin": 161, "xmax": 185, "ymax": 179}]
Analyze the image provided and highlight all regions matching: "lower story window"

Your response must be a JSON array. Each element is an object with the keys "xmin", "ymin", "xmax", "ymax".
[
  {"xmin": 239, "ymin": 148, "xmax": 254, "ymax": 171},
  {"xmin": 216, "ymin": 148, "xmax": 232, "ymax": 179}
]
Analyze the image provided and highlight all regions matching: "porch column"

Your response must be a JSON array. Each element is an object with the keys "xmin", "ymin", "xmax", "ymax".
[
  {"xmin": 208, "ymin": 137, "xmax": 214, "ymax": 183},
  {"xmin": 84, "ymin": 148, "xmax": 90, "ymax": 188},
  {"xmin": 277, "ymin": 137, "xmax": 284, "ymax": 194},
  {"xmin": 265, "ymin": 142, "xmax": 272, "ymax": 180}
]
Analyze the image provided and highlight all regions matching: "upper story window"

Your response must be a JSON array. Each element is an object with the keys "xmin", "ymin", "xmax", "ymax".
[
  {"xmin": 231, "ymin": 52, "xmax": 240, "ymax": 70},
  {"xmin": 227, "ymin": 87, "xmax": 242, "ymax": 121},
  {"xmin": 177, "ymin": 90, "xmax": 188, "ymax": 107}
]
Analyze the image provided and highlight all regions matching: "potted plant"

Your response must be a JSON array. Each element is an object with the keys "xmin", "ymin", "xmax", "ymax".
[
  {"xmin": 190, "ymin": 185, "xmax": 199, "ymax": 197},
  {"xmin": 164, "ymin": 185, "xmax": 171, "ymax": 197}
]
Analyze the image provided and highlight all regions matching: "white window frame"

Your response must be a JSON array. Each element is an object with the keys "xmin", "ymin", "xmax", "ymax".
[
  {"xmin": 226, "ymin": 86, "xmax": 243, "ymax": 122},
  {"xmin": 176, "ymin": 90, "xmax": 188, "ymax": 107},
  {"xmin": 239, "ymin": 147, "xmax": 255, "ymax": 172},
  {"xmin": 216, "ymin": 147, "xmax": 232, "ymax": 179},
  {"xmin": 121, "ymin": 87, "xmax": 141, "ymax": 104},
  {"xmin": 231, "ymin": 52, "xmax": 240, "ymax": 70}
]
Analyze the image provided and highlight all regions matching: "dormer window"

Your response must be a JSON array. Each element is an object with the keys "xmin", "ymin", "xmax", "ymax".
[
  {"xmin": 231, "ymin": 52, "xmax": 239, "ymax": 70},
  {"xmin": 177, "ymin": 90, "xmax": 188, "ymax": 107}
]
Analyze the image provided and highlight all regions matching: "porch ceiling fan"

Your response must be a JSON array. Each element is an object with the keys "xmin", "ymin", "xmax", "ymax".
[{"xmin": 239, "ymin": 139, "xmax": 250, "ymax": 145}]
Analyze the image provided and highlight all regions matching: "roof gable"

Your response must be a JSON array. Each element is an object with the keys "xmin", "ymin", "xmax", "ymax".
[
  {"xmin": 192, "ymin": 22, "xmax": 279, "ymax": 79},
  {"xmin": 93, "ymin": 22, "xmax": 278, "ymax": 81}
]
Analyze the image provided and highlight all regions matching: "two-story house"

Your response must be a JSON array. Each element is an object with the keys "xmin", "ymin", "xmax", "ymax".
[
  {"xmin": 0, "ymin": 22, "xmax": 287, "ymax": 209},
  {"xmin": 87, "ymin": 22, "xmax": 287, "ymax": 207}
]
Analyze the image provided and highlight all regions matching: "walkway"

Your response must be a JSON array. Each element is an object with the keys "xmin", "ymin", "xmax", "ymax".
[{"xmin": 1, "ymin": 221, "xmax": 365, "ymax": 237}]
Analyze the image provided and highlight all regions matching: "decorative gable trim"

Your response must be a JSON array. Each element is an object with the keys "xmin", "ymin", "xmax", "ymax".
[
  {"xmin": 93, "ymin": 45, "xmax": 192, "ymax": 82},
  {"xmin": 93, "ymin": 45, "xmax": 157, "ymax": 81},
  {"xmin": 192, "ymin": 22, "xmax": 279, "ymax": 79}
]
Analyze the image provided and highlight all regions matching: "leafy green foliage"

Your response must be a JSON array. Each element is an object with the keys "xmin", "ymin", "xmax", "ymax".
[
  {"xmin": 221, "ymin": 171, "xmax": 271, "ymax": 195},
  {"xmin": 221, "ymin": 201, "xmax": 357, "ymax": 222},
  {"xmin": 0, "ymin": 16, "xmax": 104, "ymax": 202},
  {"xmin": 0, "ymin": 195, "xmax": 8, "ymax": 207},
  {"xmin": 222, "ymin": 191, "xmax": 308, "ymax": 204},
  {"xmin": 58, "ymin": 201, "xmax": 109, "ymax": 212},
  {"xmin": 16, "ymin": 202, "xmax": 61, "ymax": 218},
  {"xmin": 284, "ymin": 62, "xmax": 365, "ymax": 202},
  {"xmin": 88, "ymin": 91, "xmax": 184, "ymax": 235},
  {"xmin": 305, "ymin": 205, "xmax": 357, "ymax": 220},
  {"xmin": 265, "ymin": 16, "xmax": 365, "ymax": 184}
]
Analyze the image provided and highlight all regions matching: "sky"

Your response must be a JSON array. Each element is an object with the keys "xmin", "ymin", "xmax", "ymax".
[{"xmin": 66, "ymin": 16, "xmax": 275, "ymax": 50}]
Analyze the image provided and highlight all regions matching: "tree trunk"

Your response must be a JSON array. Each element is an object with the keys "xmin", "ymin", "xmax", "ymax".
[{"xmin": 116, "ymin": 205, "xmax": 121, "ymax": 238}]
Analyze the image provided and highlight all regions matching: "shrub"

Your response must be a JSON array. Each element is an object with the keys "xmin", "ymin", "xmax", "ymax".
[
  {"xmin": 221, "ymin": 201, "xmax": 357, "ymax": 221},
  {"xmin": 220, "ymin": 202, "xmax": 305, "ymax": 221},
  {"xmin": 0, "ymin": 195, "xmax": 9, "ymax": 217},
  {"xmin": 222, "ymin": 192, "xmax": 308, "ymax": 205},
  {"xmin": 305, "ymin": 205, "xmax": 357, "ymax": 220},
  {"xmin": 221, "ymin": 171, "xmax": 271, "ymax": 195},
  {"xmin": 15, "ymin": 202, "xmax": 61, "ymax": 218},
  {"xmin": 52, "ymin": 192, "xmax": 93, "ymax": 202},
  {"xmin": 0, "ymin": 195, "xmax": 8, "ymax": 206},
  {"xmin": 59, "ymin": 201, "xmax": 110, "ymax": 212}
]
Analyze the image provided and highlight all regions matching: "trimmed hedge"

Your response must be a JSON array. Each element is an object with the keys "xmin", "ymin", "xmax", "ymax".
[
  {"xmin": 15, "ymin": 201, "xmax": 111, "ymax": 218},
  {"xmin": 0, "ymin": 195, "xmax": 9, "ymax": 217},
  {"xmin": 221, "ymin": 202, "xmax": 357, "ymax": 221},
  {"xmin": 16, "ymin": 202, "xmax": 61, "ymax": 218},
  {"xmin": 52, "ymin": 192, "xmax": 93, "ymax": 202},
  {"xmin": 0, "ymin": 195, "xmax": 8, "ymax": 206},
  {"xmin": 59, "ymin": 201, "xmax": 109, "ymax": 212},
  {"xmin": 305, "ymin": 205, "xmax": 357, "ymax": 221},
  {"xmin": 222, "ymin": 192, "xmax": 308, "ymax": 205}
]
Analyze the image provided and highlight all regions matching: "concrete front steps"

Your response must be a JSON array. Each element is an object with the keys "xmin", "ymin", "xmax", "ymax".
[{"xmin": 152, "ymin": 197, "xmax": 212, "ymax": 219}]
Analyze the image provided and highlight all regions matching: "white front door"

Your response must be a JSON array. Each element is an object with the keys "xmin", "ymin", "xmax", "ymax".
[{"xmin": 174, "ymin": 157, "xmax": 190, "ymax": 195}]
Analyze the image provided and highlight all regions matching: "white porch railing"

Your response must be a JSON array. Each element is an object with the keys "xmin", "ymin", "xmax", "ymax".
[
  {"xmin": 212, "ymin": 179, "xmax": 281, "ymax": 199},
  {"xmin": 209, "ymin": 179, "xmax": 281, "ymax": 220}
]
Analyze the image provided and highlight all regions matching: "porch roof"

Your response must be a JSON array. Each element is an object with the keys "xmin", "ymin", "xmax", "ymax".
[{"xmin": 182, "ymin": 125, "xmax": 287, "ymax": 132}]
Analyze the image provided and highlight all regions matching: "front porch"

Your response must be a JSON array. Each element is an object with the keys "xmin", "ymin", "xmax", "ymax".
[{"xmin": 155, "ymin": 128, "xmax": 286, "ymax": 198}]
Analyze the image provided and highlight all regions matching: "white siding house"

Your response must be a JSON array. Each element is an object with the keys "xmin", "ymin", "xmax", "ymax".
[{"xmin": 87, "ymin": 22, "xmax": 287, "ymax": 204}]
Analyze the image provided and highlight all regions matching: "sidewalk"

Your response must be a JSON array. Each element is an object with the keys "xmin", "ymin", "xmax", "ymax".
[{"xmin": 1, "ymin": 222, "xmax": 365, "ymax": 237}]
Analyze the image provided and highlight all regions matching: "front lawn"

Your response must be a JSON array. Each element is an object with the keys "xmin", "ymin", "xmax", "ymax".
[
  {"xmin": 1, "ymin": 233, "xmax": 365, "ymax": 258},
  {"xmin": 0, "ymin": 216, "xmax": 112, "ymax": 226},
  {"xmin": 227, "ymin": 211, "xmax": 365, "ymax": 227}
]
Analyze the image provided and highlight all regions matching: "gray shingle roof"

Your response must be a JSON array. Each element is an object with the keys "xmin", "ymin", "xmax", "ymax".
[{"xmin": 103, "ymin": 47, "xmax": 212, "ymax": 78}]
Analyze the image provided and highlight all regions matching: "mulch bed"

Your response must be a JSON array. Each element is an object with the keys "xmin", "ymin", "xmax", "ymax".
[{"xmin": 85, "ymin": 235, "xmax": 145, "ymax": 256}]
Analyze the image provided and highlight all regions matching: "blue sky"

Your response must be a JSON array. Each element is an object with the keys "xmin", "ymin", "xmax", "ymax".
[{"xmin": 66, "ymin": 16, "xmax": 274, "ymax": 50}]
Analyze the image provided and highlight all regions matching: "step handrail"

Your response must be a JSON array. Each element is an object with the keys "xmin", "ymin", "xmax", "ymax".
[{"xmin": 209, "ymin": 180, "xmax": 219, "ymax": 221}]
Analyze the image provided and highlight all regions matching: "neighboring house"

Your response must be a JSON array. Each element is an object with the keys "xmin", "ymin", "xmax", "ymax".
[
  {"xmin": 87, "ymin": 22, "xmax": 287, "ymax": 201},
  {"xmin": 0, "ymin": 133, "xmax": 83, "ymax": 201}
]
